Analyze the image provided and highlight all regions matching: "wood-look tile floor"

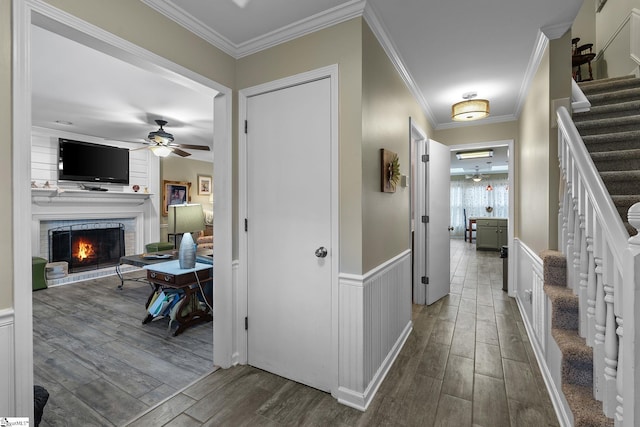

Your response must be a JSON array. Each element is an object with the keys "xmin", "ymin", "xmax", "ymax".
[
  {"xmin": 33, "ymin": 271, "xmax": 214, "ymax": 427},
  {"xmin": 125, "ymin": 239, "xmax": 560, "ymax": 427}
]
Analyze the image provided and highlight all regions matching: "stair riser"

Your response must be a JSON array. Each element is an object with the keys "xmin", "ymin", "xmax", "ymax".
[
  {"xmin": 551, "ymin": 303, "xmax": 579, "ymax": 330},
  {"xmin": 563, "ymin": 359, "xmax": 594, "ymax": 388},
  {"xmin": 580, "ymin": 77, "xmax": 640, "ymax": 95},
  {"xmin": 593, "ymin": 157, "xmax": 640, "ymax": 172},
  {"xmin": 586, "ymin": 89, "xmax": 640, "ymax": 106},
  {"xmin": 576, "ymin": 122, "xmax": 640, "ymax": 135},
  {"xmin": 574, "ymin": 106, "xmax": 640, "ymax": 122},
  {"xmin": 603, "ymin": 180, "xmax": 640, "ymax": 195},
  {"xmin": 584, "ymin": 139, "xmax": 640, "ymax": 152}
]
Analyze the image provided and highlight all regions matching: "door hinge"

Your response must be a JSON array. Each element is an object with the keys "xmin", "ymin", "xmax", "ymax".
[
  {"xmin": 244, "ymin": 120, "xmax": 248, "ymax": 134},
  {"xmin": 244, "ymin": 218, "xmax": 248, "ymax": 232},
  {"xmin": 421, "ymin": 215, "xmax": 429, "ymax": 223},
  {"xmin": 245, "ymin": 317, "xmax": 248, "ymax": 330},
  {"xmin": 421, "ymin": 276, "xmax": 429, "ymax": 285},
  {"xmin": 421, "ymin": 154, "xmax": 429, "ymax": 162}
]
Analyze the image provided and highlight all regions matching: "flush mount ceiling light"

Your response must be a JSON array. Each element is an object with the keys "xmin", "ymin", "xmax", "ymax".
[
  {"xmin": 455, "ymin": 149, "xmax": 494, "ymax": 160},
  {"xmin": 451, "ymin": 92, "xmax": 490, "ymax": 122}
]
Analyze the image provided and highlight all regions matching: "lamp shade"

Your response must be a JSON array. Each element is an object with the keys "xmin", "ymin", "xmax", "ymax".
[
  {"xmin": 150, "ymin": 145, "xmax": 172, "ymax": 157},
  {"xmin": 451, "ymin": 98, "xmax": 490, "ymax": 121},
  {"xmin": 167, "ymin": 204, "xmax": 205, "ymax": 234}
]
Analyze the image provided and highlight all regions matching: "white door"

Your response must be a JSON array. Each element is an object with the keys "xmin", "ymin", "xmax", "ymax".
[
  {"xmin": 426, "ymin": 139, "xmax": 451, "ymax": 304},
  {"xmin": 246, "ymin": 77, "xmax": 332, "ymax": 391}
]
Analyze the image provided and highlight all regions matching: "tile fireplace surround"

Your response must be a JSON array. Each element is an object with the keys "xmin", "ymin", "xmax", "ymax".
[{"xmin": 31, "ymin": 188, "xmax": 156, "ymax": 285}]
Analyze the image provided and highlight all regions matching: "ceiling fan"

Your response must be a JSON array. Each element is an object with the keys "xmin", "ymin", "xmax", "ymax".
[
  {"xmin": 465, "ymin": 166, "xmax": 488, "ymax": 182},
  {"xmin": 135, "ymin": 119, "xmax": 211, "ymax": 157}
]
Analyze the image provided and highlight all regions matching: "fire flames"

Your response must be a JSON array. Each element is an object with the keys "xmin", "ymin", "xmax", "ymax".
[{"xmin": 75, "ymin": 239, "xmax": 95, "ymax": 261}]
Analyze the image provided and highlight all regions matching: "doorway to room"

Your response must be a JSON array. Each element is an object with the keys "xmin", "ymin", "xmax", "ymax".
[{"xmin": 13, "ymin": 3, "xmax": 232, "ymax": 421}]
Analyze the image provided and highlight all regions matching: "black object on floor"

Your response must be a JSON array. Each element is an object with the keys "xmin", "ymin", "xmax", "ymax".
[{"xmin": 34, "ymin": 385, "xmax": 49, "ymax": 427}]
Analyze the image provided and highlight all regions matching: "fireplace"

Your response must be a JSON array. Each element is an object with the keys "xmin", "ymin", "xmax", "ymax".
[{"xmin": 49, "ymin": 223, "xmax": 125, "ymax": 273}]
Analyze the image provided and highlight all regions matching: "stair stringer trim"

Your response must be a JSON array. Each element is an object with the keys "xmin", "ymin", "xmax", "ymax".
[{"xmin": 514, "ymin": 238, "xmax": 571, "ymax": 427}]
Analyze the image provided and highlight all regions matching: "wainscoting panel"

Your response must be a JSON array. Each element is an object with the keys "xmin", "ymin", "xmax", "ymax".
[
  {"xmin": 0, "ymin": 309, "xmax": 15, "ymax": 416},
  {"xmin": 336, "ymin": 250, "xmax": 412, "ymax": 410},
  {"xmin": 514, "ymin": 239, "xmax": 570, "ymax": 426}
]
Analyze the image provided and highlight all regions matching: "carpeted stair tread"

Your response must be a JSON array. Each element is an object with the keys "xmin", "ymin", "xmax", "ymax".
[
  {"xmin": 581, "ymin": 129, "xmax": 640, "ymax": 152},
  {"xmin": 581, "ymin": 86, "xmax": 640, "ymax": 107},
  {"xmin": 540, "ymin": 250, "xmax": 566, "ymax": 287},
  {"xmin": 551, "ymin": 328, "xmax": 593, "ymax": 389},
  {"xmin": 574, "ymin": 114, "xmax": 640, "ymax": 135},
  {"xmin": 590, "ymin": 148, "xmax": 640, "ymax": 171},
  {"xmin": 577, "ymin": 74, "xmax": 635, "ymax": 88},
  {"xmin": 578, "ymin": 76, "xmax": 640, "ymax": 95},
  {"xmin": 600, "ymin": 170, "xmax": 640, "ymax": 195},
  {"xmin": 562, "ymin": 383, "xmax": 614, "ymax": 427},
  {"xmin": 544, "ymin": 285, "xmax": 578, "ymax": 330},
  {"xmin": 573, "ymin": 100, "xmax": 640, "ymax": 122}
]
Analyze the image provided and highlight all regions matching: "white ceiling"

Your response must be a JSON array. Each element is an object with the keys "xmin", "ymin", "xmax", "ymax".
[{"xmin": 31, "ymin": 0, "xmax": 584, "ymax": 162}]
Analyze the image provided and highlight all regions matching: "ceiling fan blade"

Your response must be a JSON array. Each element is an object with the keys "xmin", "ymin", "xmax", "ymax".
[
  {"xmin": 171, "ymin": 143, "xmax": 211, "ymax": 151},
  {"xmin": 130, "ymin": 146, "xmax": 149, "ymax": 152},
  {"xmin": 171, "ymin": 147, "xmax": 192, "ymax": 157}
]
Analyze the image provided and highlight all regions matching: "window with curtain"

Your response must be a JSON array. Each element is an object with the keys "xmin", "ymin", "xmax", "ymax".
[{"xmin": 450, "ymin": 174, "xmax": 509, "ymax": 238}]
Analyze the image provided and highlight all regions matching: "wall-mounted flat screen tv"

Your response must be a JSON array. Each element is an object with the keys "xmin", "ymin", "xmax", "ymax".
[{"xmin": 58, "ymin": 138, "xmax": 130, "ymax": 185}]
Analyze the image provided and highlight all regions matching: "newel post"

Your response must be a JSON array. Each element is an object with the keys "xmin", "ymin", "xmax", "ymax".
[{"xmin": 622, "ymin": 203, "xmax": 640, "ymax": 427}]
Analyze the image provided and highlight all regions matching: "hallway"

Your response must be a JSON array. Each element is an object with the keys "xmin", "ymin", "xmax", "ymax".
[{"xmin": 126, "ymin": 239, "xmax": 559, "ymax": 426}]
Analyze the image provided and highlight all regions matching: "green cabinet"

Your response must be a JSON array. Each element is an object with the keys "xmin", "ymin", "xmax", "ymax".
[{"xmin": 476, "ymin": 218, "xmax": 508, "ymax": 250}]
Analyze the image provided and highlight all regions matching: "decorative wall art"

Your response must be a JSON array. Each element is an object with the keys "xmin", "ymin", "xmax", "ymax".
[
  {"xmin": 162, "ymin": 180, "xmax": 191, "ymax": 216},
  {"xmin": 381, "ymin": 149, "xmax": 401, "ymax": 193},
  {"xmin": 197, "ymin": 175, "xmax": 212, "ymax": 195}
]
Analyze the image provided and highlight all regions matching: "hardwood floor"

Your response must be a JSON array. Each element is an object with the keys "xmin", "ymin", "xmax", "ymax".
[
  {"xmin": 125, "ymin": 239, "xmax": 559, "ymax": 427},
  {"xmin": 33, "ymin": 271, "xmax": 214, "ymax": 426}
]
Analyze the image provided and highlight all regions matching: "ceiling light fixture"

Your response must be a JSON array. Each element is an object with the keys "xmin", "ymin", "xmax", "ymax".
[
  {"xmin": 455, "ymin": 149, "xmax": 494, "ymax": 160},
  {"xmin": 147, "ymin": 119, "xmax": 174, "ymax": 144},
  {"xmin": 452, "ymin": 92, "xmax": 490, "ymax": 122},
  {"xmin": 150, "ymin": 145, "xmax": 172, "ymax": 157},
  {"xmin": 472, "ymin": 176, "xmax": 482, "ymax": 182}
]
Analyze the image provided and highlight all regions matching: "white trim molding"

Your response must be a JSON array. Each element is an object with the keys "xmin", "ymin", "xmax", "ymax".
[
  {"xmin": 336, "ymin": 250, "xmax": 413, "ymax": 411},
  {"xmin": 0, "ymin": 309, "xmax": 15, "ymax": 417}
]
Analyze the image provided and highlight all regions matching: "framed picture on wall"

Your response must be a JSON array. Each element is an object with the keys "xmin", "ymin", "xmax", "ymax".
[
  {"xmin": 162, "ymin": 180, "xmax": 191, "ymax": 216},
  {"xmin": 198, "ymin": 175, "xmax": 212, "ymax": 196}
]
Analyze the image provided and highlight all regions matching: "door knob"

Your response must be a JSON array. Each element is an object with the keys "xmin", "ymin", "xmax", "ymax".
[{"xmin": 315, "ymin": 247, "xmax": 328, "ymax": 258}]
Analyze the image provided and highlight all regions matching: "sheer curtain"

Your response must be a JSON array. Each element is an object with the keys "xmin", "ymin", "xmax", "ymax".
[{"xmin": 450, "ymin": 175, "xmax": 509, "ymax": 238}]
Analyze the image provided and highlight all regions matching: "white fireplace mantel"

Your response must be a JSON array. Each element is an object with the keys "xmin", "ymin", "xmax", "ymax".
[{"xmin": 31, "ymin": 188, "xmax": 152, "ymax": 206}]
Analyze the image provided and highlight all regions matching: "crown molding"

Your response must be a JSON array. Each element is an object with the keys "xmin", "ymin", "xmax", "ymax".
[
  {"xmin": 541, "ymin": 21, "xmax": 573, "ymax": 40},
  {"xmin": 141, "ymin": 0, "xmax": 367, "ymax": 59},
  {"xmin": 236, "ymin": 0, "xmax": 366, "ymax": 58},
  {"xmin": 514, "ymin": 30, "xmax": 549, "ymax": 119},
  {"xmin": 362, "ymin": 3, "xmax": 437, "ymax": 129}
]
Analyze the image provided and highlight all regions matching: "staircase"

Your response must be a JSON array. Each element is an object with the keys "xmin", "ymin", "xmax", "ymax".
[
  {"xmin": 542, "ymin": 250, "xmax": 613, "ymax": 427},
  {"xmin": 572, "ymin": 75, "xmax": 640, "ymax": 236}
]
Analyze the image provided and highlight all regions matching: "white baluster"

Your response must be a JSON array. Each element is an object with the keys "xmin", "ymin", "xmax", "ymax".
[
  {"xmin": 603, "ymin": 283, "xmax": 618, "ymax": 417},
  {"xmin": 566, "ymin": 191, "xmax": 575, "ymax": 290},
  {"xmin": 578, "ymin": 214, "xmax": 588, "ymax": 338},
  {"xmin": 594, "ymin": 252, "xmax": 605, "ymax": 401},
  {"xmin": 616, "ymin": 317, "xmax": 623, "ymax": 426},
  {"xmin": 586, "ymin": 235, "xmax": 596, "ymax": 347},
  {"xmin": 573, "ymin": 208, "xmax": 581, "ymax": 293}
]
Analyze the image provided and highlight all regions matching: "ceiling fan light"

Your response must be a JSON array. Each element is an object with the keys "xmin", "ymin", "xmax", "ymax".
[
  {"xmin": 451, "ymin": 99, "xmax": 490, "ymax": 121},
  {"xmin": 150, "ymin": 145, "xmax": 172, "ymax": 157},
  {"xmin": 472, "ymin": 176, "xmax": 482, "ymax": 182}
]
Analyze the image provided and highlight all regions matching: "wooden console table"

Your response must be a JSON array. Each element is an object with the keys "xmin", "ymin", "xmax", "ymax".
[{"xmin": 142, "ymin": 260, "xmax": 213, "ymax": 336}]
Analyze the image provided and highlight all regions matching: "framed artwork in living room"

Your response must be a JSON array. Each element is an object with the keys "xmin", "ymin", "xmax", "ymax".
[
  {"xmin": 163, "ymin": 180, "xmax": 191, "ymax": 216},
  {"xmin": 197, "ymin": 175, "xmax": 212, "ymax": 195}
]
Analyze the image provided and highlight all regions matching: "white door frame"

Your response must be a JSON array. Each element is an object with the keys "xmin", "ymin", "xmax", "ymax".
[
  {"xmin": 12, "ymin": 0, "xmax": 233, "ymax": 418},
  {"xmin": 449, "ymin": 139, "xmax": 515, "ymax": 295},
  {"xmin": 410, "ymin": 119, "xmax": 427, "ymax": 304},
  {"xmin": 238, "ymin": 65, "xmax": 339, "ymax": 393}
]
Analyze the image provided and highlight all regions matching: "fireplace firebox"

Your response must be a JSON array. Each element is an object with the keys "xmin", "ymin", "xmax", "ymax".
[{"xmin": 49, "ymin": 223, "xmax": 125, "ymax": 273}]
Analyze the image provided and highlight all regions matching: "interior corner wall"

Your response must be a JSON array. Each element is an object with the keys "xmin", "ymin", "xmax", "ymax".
[
  {"xmin": 572, "ymin": 0, "xmax": 596, "ymax": 49},
  {"xmin": 595, "ymin": 0, "xmax": 639, "ymax": 78},
  {"xmin": 236, "ymin": 18, "xmax": 364, "ymax": 274},
  {"xmin": 517, "ymin": 44, "xmax": 551, "ymax": 256},
  {"xmin": 0, "ymin": 0, "xmax": 12, "ymax": 310},
  {"xmin": 548, "ymin": 32, "xmax": 573, "ymax": 250},
  {"xmin": 361, "ymin": 21, "xmax": 429, "ymax": 273}
]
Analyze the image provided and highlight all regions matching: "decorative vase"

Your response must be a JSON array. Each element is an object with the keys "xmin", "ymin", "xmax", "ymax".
[{"xmin": 178, "ymin": 232, "xmax": 196, "ymax": 269}]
